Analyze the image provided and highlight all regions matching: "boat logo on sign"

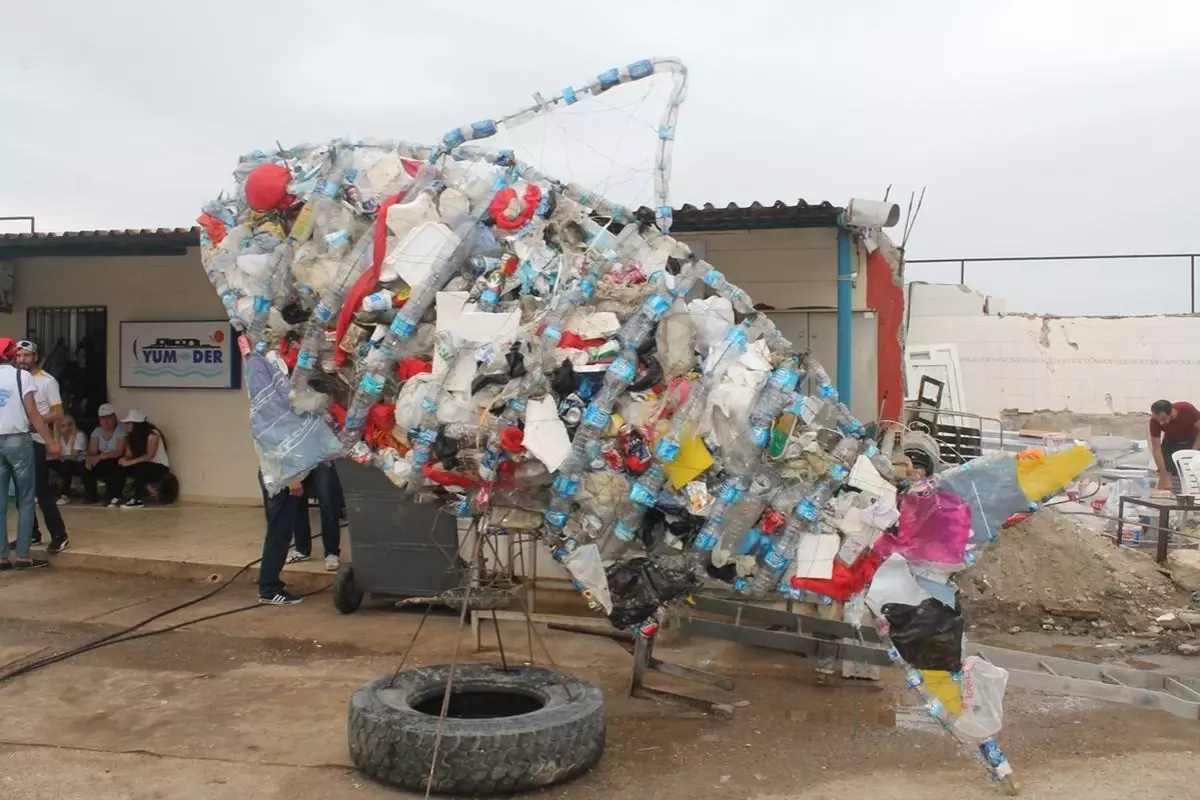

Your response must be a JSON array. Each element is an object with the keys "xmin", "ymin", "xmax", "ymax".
[{"xmin": 131, "ymin": 334, "xmax": 225, "ymax": 380}]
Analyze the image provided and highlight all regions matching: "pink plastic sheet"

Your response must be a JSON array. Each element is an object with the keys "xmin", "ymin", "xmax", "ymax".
[{"xmin": 874, "ymin": 488, "xmax": 971, "ymax": 565}]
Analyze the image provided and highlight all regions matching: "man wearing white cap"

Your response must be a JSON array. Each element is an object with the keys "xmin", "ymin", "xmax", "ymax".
[
  {"xmin": 14, "ymin": 340, "xmax": 70, "ymax": 553},
  {"xmin": 85, "ymin": 403, "xmax": 127, "ymax": 506}
]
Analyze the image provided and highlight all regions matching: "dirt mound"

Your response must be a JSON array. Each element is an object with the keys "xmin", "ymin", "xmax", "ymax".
[{"xmin": 960, "ymin": 508, "xmax": 1189, "ymax": 633}]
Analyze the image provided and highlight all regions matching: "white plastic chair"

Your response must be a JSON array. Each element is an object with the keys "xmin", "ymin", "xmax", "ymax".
[{"xmin": 1170, "ymin": 449, "xmax": 1200, "ymax": 496}]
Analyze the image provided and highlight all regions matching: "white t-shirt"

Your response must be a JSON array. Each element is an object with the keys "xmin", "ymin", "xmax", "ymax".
[
  {"xmin": 147, "ymin": 429, "xmax": 170, "ymax": 469},
  {"xmin": 0, "ymin": 365, "xmax": 36, "ymax": 436},
  {"xmin": 27, "ymin": 370, "xmax": 61, "ymax": 445},
  {"xmin": 55, "ymin": 430, "xmax": 87, "ymax": 460}
]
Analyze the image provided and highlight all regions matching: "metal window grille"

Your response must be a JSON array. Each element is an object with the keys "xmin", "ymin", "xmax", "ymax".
[{"xmin": 25, "ymin": 306, "xmax": 108, "ymax": 431}]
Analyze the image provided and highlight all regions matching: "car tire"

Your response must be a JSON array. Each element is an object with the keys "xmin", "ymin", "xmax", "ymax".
[
  {"xmin": 332, "ymin": 564, "xmax": 364, "ymax": 614},
  {"xmin": 348, "ymin": 663, "xmax": 605, "ymax": 795}
]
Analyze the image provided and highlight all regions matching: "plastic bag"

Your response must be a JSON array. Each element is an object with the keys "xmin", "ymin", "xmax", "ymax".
[
  {"xmin": 882, "ymin": 597, "xmax": 964, "ymax": 672},
  {"xmin": 955, "ymin": 655, "xmax": 1009, "ymax": 739},
  {"xmin": 874, "ymin": 489, "xmax": 971, "ymax": 564},
  {"xmin": 1016, "ymin": 445, "xmax": 1095, "ymax": 502},
  {"xmin": 563, "ymin": 544, "xmax": 613, "ymax": 615},
  {"xmin": 938, "ymin": 455, "xmax": 1029, "ymax": 544},
  {"xmin": 605, "ymin": 557, "xmax": 698, "ymax": 629},
  {"xmin": 245, "ymin": 352, "xmax": 342, "ymax": 495}
]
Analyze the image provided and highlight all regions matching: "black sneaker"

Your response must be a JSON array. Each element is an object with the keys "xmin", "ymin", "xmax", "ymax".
[
  {"xmin": 13, "ymin": 559, "xmax": 49, "ymax": 570},
  {"xmin": 121, "ymin": 499, "xmax": 146, "ymax": 509},
  {"xmin": 0, "ymin": 561, "xmax": 12, "ymax": 572},
  {"xmin": 258, "ymin": 591, "xmax": 303, "ymax": 605},
  {"xmin": 47, "ymin": 539, "xmax": 70, "ymax": 554}
]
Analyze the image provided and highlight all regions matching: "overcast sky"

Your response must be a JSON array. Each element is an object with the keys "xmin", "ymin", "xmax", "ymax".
[{"xmin": 3, "ymin": 1, "xmax": 1199, "ymax": 315}]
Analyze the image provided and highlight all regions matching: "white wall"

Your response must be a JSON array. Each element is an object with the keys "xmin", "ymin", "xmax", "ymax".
[
  {"xmin": 907, "ymin": 283, "xmax": 1200, "ymax": 419},
  {"xmin": 9, "ymin": 248, "xmax": 260, "ymax": 504},
  {"xmin": 678, "ymin": 227, "xmax": 868, "ymax": 310}
]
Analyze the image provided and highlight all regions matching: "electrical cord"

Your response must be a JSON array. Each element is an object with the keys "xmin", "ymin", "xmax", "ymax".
[{"xmin": 0, "ymin": 554, "xmax": 331, "ymax": 685}]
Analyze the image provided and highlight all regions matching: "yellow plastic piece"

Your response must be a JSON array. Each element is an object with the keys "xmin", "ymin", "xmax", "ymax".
[
  {"xmin": 663, "ymin": 433, "xmax": 714, "ymax": 490},
  {"xmin": 919, "ymin": 669, "xmax": 964, "ymax": 715},
  {"xmin": 1015, "ymin": 445, "xmax": 1094, "ymax": 501}
]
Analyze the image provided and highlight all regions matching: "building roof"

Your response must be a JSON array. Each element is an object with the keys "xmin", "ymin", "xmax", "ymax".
[
  {"xmin": 0, "ymin": 227, "xmax": 198, "ymax": 259},
  {"xmin": 0, "ymin": 199, "xmax": 843, "ymax": 259}
]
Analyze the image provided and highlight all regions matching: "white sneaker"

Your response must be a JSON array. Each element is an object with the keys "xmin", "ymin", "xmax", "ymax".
[
  {"xmin": 285, "ymin": 548, "xmax": 309, "ymax": 564},
  {"xmin": 325, "ymin": 554, "xmax": 340, "ymax": 572},
  {"xmin": 56, "ymin": 496, "xmax": 70, "ymax": 506}
]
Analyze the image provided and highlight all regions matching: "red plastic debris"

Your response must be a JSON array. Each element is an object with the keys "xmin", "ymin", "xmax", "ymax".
[
  {"xmin": 488, "ymin": 184, "xmax": 541, "ymax": 230},
  {"xmin": 499, "ymin": 426, "xmax": 525, "ymax": 453},
  {"xmin": 396, "ymin": 357, "xmax": 433, "ymax": 382},
  {"xmin": 334, "ymin": 190, "xmax": 408, "ymax": 367},
  {"xmin": 244, "ymin": 163, "xmax": 296, "ymax": 212},
  {"xmin": 196, "ymin": 212, "xmax": 227, "ymax": 247},
  {"xmin": 790, "ymin": 550, "xmax": 882, "ymax": 602}
]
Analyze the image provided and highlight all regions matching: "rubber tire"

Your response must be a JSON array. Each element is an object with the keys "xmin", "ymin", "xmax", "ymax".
[
  {"xmin": 332, "ymin": 564, "xmax": 364, "ymax": 614},
  {"xmin": 348, "ymin": 663, "xmax": 605, "ymax": 795}
]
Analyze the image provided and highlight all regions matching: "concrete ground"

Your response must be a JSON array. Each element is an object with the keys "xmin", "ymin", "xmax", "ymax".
[
  {"xmin": 36, "ymin": 502, "xmax": 343, "ymax": 590},
  {"xmin": 0, "ymin": 562, "xmax": 1199, "ymax": 800}
]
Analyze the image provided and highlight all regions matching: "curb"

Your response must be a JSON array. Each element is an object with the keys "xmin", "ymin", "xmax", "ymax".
[{"xmin": 45, "ymin": 551, "xmax": 337, "ymax": 594}]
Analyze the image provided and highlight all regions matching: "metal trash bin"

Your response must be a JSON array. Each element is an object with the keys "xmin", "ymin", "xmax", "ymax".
[{"xmin": 332, "ymin": 460, "xmax": 461, "ymax": 613}]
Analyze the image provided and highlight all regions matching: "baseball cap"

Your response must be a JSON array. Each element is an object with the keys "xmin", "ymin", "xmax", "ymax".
[
  {"xmin": 15, "ymin": 340, "xmax": 37, "ymax": 355},
  {"xmin": 0, "ymin": 338, "xmax": 15, "ymax": 360},
  {"xmin": 122, "ymin": 409, "xmax": 148, "ymax": 424},
  {"xmin": 98, "ymin": 403, "xmax": 117, "ymax": 418}
]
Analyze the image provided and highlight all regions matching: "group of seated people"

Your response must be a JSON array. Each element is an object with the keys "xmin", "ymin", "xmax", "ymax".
[{"xmin": 48, "ymin": 403, "xmax": 172, "ymax": 508}]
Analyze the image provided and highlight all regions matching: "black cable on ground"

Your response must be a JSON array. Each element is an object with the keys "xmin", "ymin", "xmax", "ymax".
[{"xmin": 0, "ymin": 554, "xmax": 331, "ymax": 685}]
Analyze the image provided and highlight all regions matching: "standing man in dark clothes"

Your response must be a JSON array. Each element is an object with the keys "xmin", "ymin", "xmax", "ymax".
[
  {"xmin": 1149, "ymin": 399, "xmax": 1200, "ymax": 491},
  {"xmin": 258, "ymin": 472, "xmax": 305, "ymax": 605},
  {"xmin": 15, "ymin": 341, "xmax": 70, "ymax": 552}
]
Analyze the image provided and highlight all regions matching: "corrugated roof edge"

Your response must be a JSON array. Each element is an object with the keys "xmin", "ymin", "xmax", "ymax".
[{"xmin": 0, "ymin": 199, "xmax": 842, "ymax": 255}]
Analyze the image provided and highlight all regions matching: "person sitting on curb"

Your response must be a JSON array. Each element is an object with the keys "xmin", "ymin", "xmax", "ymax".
[
  {"xmin": 85, "ymin": 403, "xmax": 127, "ymax": 506},
  {"xmin": 118, "ymin": 410, "xmax": 170, "ymax": 509},
  {"xmin": 48, "ymin": 414, "xmax": 87, "ymax": 505},
  {"xmin": 0, "ymin": 338, "xmax": 60, "ymax": 570}
]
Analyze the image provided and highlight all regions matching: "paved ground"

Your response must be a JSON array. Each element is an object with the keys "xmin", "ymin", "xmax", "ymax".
[{"xmin": 1, "ymin": 568, "xmax": 1198, "ymax": 800}]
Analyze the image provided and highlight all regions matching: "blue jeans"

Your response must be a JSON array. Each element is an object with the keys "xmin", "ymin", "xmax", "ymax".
[
  {"xmin": 0, "ymin": 433, "xmax": 37, "ymax": 560},
  {"xmin": 294, "ymin": 462, "xmax": 342, "ymax": 558}
]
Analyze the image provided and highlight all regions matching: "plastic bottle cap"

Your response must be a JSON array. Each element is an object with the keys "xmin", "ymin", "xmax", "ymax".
[{"xmin": 500, "ymin": 426, "xmax": 525, "ymax": 452}]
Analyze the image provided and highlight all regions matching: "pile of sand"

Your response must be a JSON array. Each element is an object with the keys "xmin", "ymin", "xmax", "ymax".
[{"xmin": 960, "ymin": 508, "xmax": 1190, "ymax": 633}]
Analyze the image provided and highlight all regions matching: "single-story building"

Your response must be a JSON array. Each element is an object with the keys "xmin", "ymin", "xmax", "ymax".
[{"xmin": 0, "ymin": 200, "xmax": 903, "ymax": 504}]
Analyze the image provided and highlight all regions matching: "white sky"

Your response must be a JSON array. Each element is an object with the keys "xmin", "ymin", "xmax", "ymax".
[{"xmin": 3, "ymin": 1, "xmax": 1200, "ymax": 315}]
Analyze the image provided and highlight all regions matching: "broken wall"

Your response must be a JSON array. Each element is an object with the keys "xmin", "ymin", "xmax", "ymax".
[{"xmin": 906, "ymin": 282, "xmax": 1200, "ymax": 435}]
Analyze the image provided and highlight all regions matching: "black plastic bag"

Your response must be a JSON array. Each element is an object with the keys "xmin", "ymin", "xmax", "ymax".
[
  {"xmin": 550, "ymin": 360, "xmax": 578, "ymax": 399},
  {"xmin": 606, "ymin": 557, "xmax": 698, "ymax": 629},
  {"xmin": 881, "ymin": 598, "xmax": 964, "ymax": 672},
  {"xmin": 470, "ymin": 343, "xmax": 527, "ymax": 395}
]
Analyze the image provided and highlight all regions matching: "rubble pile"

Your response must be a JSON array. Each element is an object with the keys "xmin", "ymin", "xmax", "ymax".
[
  {"xmin": 962, "ymin": 508, "xmax": 1188, "ymax": 635},
  {"xmin": 195, "ymin": 58, "xmax": 1098, "ymax": 785}
]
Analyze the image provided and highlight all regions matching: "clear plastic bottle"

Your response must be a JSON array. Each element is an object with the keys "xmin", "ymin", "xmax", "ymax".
[
  {"xmin": 290, "ymin": 231, "xmax": 375, "ymax": 396},
  {"xmin": 743, "ymin": 514, "xmax": 815, "ymax": 596},
  {"xmin": 340, "ymin": 217, "xmax": 484, "ymax": 445},
  {"xmin": 542, "ymin": 258, "xmax": 702, "ymax": 537}
]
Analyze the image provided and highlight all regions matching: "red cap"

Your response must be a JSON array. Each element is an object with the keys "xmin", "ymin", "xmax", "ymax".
[
  {"xmin": 499, "ymin": 426, "xmax": 525, "ymax": 453},
  {"xmin": 0, "ymin": 338, "xmax": 15, "ymax": 361}
]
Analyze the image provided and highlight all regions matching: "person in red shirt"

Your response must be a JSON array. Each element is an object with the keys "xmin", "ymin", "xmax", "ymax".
[{"xmin": 1149, "ymin": 400, "xmax": 1200, "ymax": 490}]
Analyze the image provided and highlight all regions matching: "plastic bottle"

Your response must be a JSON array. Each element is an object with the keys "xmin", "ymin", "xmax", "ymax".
[
  {"xmin": 340, "ymin": 216, "xmax": 485, "ymax": 444},
  {"xmin": 743, "ymin": 514, "xmax": 815, "ymax": 596},
  {"xmin": 543, "ymin": 258, "xmax": 702, "ymax": 537}
]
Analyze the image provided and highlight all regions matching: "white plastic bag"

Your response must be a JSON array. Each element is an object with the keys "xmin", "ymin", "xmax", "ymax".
[
  {"xmin": 563, "ymin": 544, "xmax": 613, "ymax": 614},
  {"xmin": 954, "ymin": 655, "xmax": 1009, "ymax": 739}
]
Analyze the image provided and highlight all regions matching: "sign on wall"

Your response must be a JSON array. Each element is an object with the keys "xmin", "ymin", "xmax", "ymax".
[{"xmin": 119, "ymin": 321, "xmax": 241, "ymax": 389}]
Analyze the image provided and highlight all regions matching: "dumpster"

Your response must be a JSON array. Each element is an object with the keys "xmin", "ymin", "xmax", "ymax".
[{"xmin": 332, "ymin": 459, "xmax": 462, "ymax": 613}]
